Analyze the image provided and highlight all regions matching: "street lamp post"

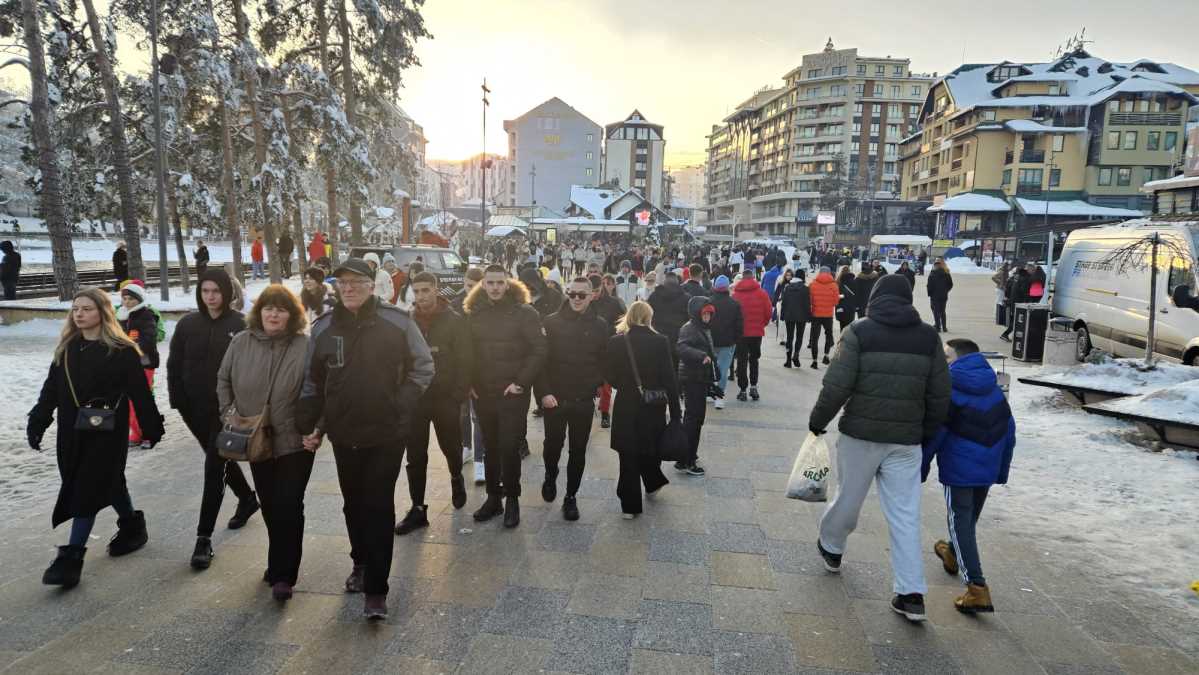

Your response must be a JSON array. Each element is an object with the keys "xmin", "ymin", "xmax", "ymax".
[{"xmin": 481, "ymin": 78, "xmax": 489, "ymax": 230}]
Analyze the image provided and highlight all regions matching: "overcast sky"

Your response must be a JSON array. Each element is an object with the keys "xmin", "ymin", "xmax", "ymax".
[{"xmin": 401, "ymin": 0, "xmax": 1199, "ymax": 167}]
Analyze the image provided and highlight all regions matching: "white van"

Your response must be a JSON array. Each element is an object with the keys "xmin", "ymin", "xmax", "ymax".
[{"xmin": 1053, "ymin": 219, "xmax": 1199, "ymax": 364}]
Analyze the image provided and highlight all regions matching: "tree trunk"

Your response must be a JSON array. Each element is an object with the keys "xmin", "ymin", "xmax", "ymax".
[
  {"xmin": 336, "ymin": 0, "xmax": 362, "ymax": 246},
  {"xmin": 168, "ymin": 178, "xmax": 190, "ymax": 292},
  {"xmin": 205, "ymin": 0, "xmax": 243, "ymax": 281},
  {"xmin": 280, "ymin": 102, "xmax": 307, "ymax": 275},
  {"xmin": 21, "ymin": 0, "xmax": 77, "ymax": 299},
  {"xmin": 81, "ymin": 0, "xmax": 144, "ymax": 279},
  {"xmin": 316, "ymin": 0, "xmax": 339, "ymax": 264}
]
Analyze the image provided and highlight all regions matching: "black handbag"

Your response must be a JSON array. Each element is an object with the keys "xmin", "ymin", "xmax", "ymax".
[
  {"xmin": 65, "ymin": 349, "xmax": 122, "ymax": 432},
  {"xmin": 624, "ymin": 334, "xmax": 668, "ymax": 407},
  {"xmin": 657, "ymin": 419, "xmax": 689, "ymax": 463}
]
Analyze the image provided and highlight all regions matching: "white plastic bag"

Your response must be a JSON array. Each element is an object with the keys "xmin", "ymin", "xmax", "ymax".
[{"xmin": 785, "ymin": 433, "xmax": 831, "ymax": 502}]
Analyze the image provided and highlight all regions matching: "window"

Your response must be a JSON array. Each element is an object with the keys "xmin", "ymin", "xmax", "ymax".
[
  {"xmin": 1137, "ymin": 100, "xmax": 1149, "ymax": 112},
  {"xmin": 1117, "ymin": 167, "xmax": 1131, "ymax": 186},
  {"xmin": 1048, "ymin": 84, "xmax": 1060, "ymax": 96},
  {"xmin": 891, "ymin": 85, "xmax": 901, "ymax": 98},
  {"xmin": 910, "ymin": 85, "xmax": 921, "ymax": 96},
  {"xmin": 1147, "ymin": 131, "xmax": 1160, "ymax": 150},
  {"xmin": 1106, "ymin": 131, "xmax": 1121, "ymax": 150},
  {"xmin": 872, "ymin": 104, "xmax": 881, "ymax": 116},
  {"xmin": 885, "ymin": 143, "xmax": 897, "ymax": 157},
  {"xmin": 873, "ymin": 84, "xmax": 884, "ymax": 97},
  {"xmin": 853, "ymin": 84, "xmax": 865, "ymax": 95},
  {"xmin": 856, "ymin": 64, "xmax": 866, "ymax": 75},
  {"xmin": 885, "ymin": 161, "xmax": 897, "ymax": 173},
  {"xmin": 807, "ymin": 86, "xmax": 821, "ymax": 99},
  {"xmin": 1049, "ymin": 168, "xmax": 1061, "ymax": 187},
  {"xmin": 637, "ymin": 127, "xmax": 649, "ymax": 140},
  {"xmin": 830, "ymin": 84, "xmax": 846, "ymax": 96},
  {"xmin": 1018, "ymin": 168, "xmax": 1043, "ymax": 185},
  {"xmin": 893, "ymin": 65, "xmax": 904, "ymax": 76},
  {"xmin": 586, "ymin": 151, "xmax": 593, "ymax": 160},
  {"xmin": 851, "ymin": 140, "xmax": 860, "ymax": 153},
  {"xmin": 870, "ymin": 123, "xmax": 880, "ymax": 134},
  {"xmin": 1107, "ymin": 100, "xmax": 1120, "ymax": 112},
  {"xmin": 808, "ymin": 68, "xmax": 823, "ymax": 78},
  {"xmin": 887, "ymin": 124, "xmax": 900, "ymax": 136},
  {"xmin": 1123, "ymin": 131, "xmax": 1137, "ymax": 150},
  {"xmin": 585, "ymin": 167, "xmax": 593, "ymax": 177},
  {"xmin": 1143, "ymin": 167, "xmax": 1157, "ymax": 184},
  {"xmin": 634, "ymin": 178, "xmax": 646, "ymax": 187},
  {"xmin": 868, "ymin": 142, "xmax": 878, "ymax": 155},
  {"xmin": 875, "ymin": 65, "xmax": 885, "ymax": 75},
  {"xmin": 909, "ymin": 106, "xmax": 919, "ymax": 118},
  {"xmin": 586, "ymin": 133, "xmax": 594, "ymax": 143},
  {"xmin": 1052, "ymin": 135, "xmax": 1064, "ymax": 152},
  {"xmin": 1098, "ymin": 167, "xmax": 1113, "ymax": 185},
  {"xmin": 854, "ymin": 103, "xmax": 863, "ymax": 114},
  {"xmin": 851, "ymin": 121, "xmax": 861, "ymax": 133},
  {"xmin": 1002, "ymin": 169, "xmax": 1012, "ymax": 185},
  {"xmin": 1164, "ymin": 132, "xmax": 1178, "ymax": 151},
  {"xmin": 635, "ymin": 162, "xmax": 647, "ymax": 171},
  {"xmin": 888, "ymin": 104, "xmax": 900, "ymax": 117},
  {"xmin": 1121, "ymin": 99, "xmax": 1133, "ymax": 112},
  {"xmin": 831, "ymin": 66, "xmax": 846, "ymax": 76}
]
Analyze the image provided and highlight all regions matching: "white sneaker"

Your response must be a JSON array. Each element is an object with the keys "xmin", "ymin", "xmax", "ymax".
[
  {"xmin": 706, "ymin": 397, "xmax": 715, "ymax": 405},
  {"xmin": 714, "ymin": 399, "xmax": 725, "ymax": 410},
  {"xmin": 462, "ymin": 446, "xmax": 472, "ymax": 465},
  {"xmin": 474, "ymin": 462, "xmax": 486, "ymax": 485}
]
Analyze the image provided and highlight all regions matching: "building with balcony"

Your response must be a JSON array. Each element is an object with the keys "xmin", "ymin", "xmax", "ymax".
[
  {"xmin": 602, "ymin": 111, "xmax": 666, "ymax": 207},
  {"xmin": 901, "ymin": 49, "xmax": 1199, "ymax": 235},
  {"xmin": 504, "ymin": 98, "xmax": 603, "ymax": 213},
  {"xmin": 701, "ymin": 39, "xmax": 932, "ymax": 240}
]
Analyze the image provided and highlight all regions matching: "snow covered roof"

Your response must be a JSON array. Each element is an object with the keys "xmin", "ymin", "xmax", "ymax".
[
  {"xmin": 417, "ymin": 212, "xmax": 457, "ymax": 227},
  {"xmin": 928, "ymin": 193, "xmax": 1011, "ymax": 213},
  {"xmin": 1013, "ymin": 198, "xmax": 1143, "ymax": 218},
  {"xmin": 569, "ymin": 185, "xmax": 625, "ymax": 219},
  {"xmin": 870, "ymin": 234, "xmax": 932, "ymax": 246},
  {"xmin": 374, "ymin": 206, "xmax": 396, "ymax": 219},
  {"xmin": 485, "ymin": 215, "xmax": 530, "ymax": 229},
  {"xmin": 1142, "ymin": 174, "xmax": 1199, "ymax": 193},
  {"xmin": 936, "ymin": 53, "xmax": 1199, "ymax": 114},
  {"xmin": 1003, "ymin": 120, "xmax": 1088, "ymax": 134}
]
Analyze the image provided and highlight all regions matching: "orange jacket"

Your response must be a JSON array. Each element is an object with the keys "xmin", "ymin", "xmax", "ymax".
[
  {"xmin": 250, "ymin": 239, "xmax": 264, "ymax": 262},
  {"xmin": 809, "ymin": 271, "xmax": 839, "ymax": 318}
]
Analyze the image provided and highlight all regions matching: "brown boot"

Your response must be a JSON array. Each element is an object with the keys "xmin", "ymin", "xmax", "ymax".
[
  {"xmin": 954, "ymin": 583, "xmax": 994, "ymax": 614},
  {"xmin": 933, "ymin": 540, "xmax": 958, "ymax": 576}
]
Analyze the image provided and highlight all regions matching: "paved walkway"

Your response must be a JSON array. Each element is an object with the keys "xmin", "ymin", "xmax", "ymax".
[{"xmin": 2, "ymin": 275, "xmax": 1197, "ymax": 674}]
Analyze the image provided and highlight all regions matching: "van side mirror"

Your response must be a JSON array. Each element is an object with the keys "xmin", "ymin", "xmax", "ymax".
[{"xmin": 1171, "ymin": 285, "xmax": 1199, "ymax": 311}]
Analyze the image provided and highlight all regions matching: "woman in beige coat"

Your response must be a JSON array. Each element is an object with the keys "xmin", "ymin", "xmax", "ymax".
[{"xmin": 217, "ymin": 284, "xmax": 311, "ymax": 600}]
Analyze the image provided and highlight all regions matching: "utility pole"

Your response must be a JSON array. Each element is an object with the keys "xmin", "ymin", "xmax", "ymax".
[
  {"xmin": 150, "ymin": 0, "xmax": 169, "ymax": 300},
  {"xmin": 530, "ymin": 163, "xmax": 537, "ymax": 205},
  {"xmin": 481, "ymin": 78, "xmax": 489, "ymax": 230}
]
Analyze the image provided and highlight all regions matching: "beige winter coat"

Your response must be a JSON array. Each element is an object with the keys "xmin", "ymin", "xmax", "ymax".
[{"xmin": 216, "ymin": 328, "xmax": 310, "ymax": 458}]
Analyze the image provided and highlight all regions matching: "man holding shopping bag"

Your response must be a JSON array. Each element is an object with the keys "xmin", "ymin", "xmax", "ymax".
[{"xmin": 807, "ymin": 274, "xmax": 951, "ymax": 622}]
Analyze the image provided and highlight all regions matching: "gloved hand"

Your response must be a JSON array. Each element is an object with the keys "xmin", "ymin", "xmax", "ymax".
[
  {"xmin": 27, "ymin": 426, "xmax": 44, "ymax": 451},
  {"xmin": 809, "ymin": 424, "xmax": 826, "ymax": 436}
]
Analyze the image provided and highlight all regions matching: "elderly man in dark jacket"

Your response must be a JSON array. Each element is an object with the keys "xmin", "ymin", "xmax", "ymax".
[
  {"xmin": 808, "ymin": 274, "xmax": 951, "ymax": 623},
  {"xmin": 298, "ymin": 257, "xmax": 434, "ymax": 620},
  {"xmin": 464, "ymin": 264, "xmax": 547, "ymax": 529},
  {"xmin": 536, "ymin": 276, "xmax": 611, "ymax": 521}
]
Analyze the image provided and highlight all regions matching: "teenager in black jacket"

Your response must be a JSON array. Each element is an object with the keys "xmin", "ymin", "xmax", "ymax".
[
  {"xmin": 926, "ymin": 260, "xmax": 954, "ymax": 333},
  {"xmin": 536, "ymin": 277, "xmax": 611, "ymax": 521},
  {"xmin": 779, "ymin": 271, "xmax": 811, "ymax": 367},
  {"xmin": 167, "ymin": 269, "xmax": 259, "ymax": 570},
  {"xmin": 648, "ymin": 272, "xmax": 689, "ymax": 360},
  {"xmin": 676, "ymin": 296, "xmax": 717, "ymax": 476}
]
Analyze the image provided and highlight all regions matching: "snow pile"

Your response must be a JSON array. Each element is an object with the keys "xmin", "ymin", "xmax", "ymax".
[
  {"xmin": 1030, "ymin": 357, "xmax": 1199, "ymax": 395},
  {"xmin": 0, "ymin": 277, "xmax": 303, "ymax": 312},
  {"xmin": 1088, "ymin": 378, "xmax": 1199, "ymax": 424},
  {"xmin": 945, "ymin": 257, "xmax": 995, "ymax": 275},
  {"xmin": 13, "ymin": 238, "xmax": 245, "ymax": 267}
]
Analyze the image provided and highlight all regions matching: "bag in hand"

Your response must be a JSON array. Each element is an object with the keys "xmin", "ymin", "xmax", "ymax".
[
  {"xmin": 785, "ymin": 432, "xmax": 831, "ymax": 502},
  {"xmin": 656, "ymin": 419, "xmax": 689, "ymax": 463}
]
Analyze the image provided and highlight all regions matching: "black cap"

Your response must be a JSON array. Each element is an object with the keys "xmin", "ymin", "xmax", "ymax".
[{"xmin": 333, "ymin": 257, "xmax": 374, "ymax": 279}]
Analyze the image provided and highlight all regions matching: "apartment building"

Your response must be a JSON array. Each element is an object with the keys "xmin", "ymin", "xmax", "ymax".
[
  {"xmin": 603, "ymin": 110, "xmax": 666, "ymax": 207},
  {"xmin": 504, "ymin": 98, "xmax": 603, "ymax": 212},
  {"xmin": 668, "ymin": 164, "xmax": 705, "ymax": 211},
  {"xmin": 902, "ymin": 49, "xmax": 1199, "ymax": 233},
  {"xmin": 702, "ymin": 39, "xmax": 931, "ymax": 238},
  {"xmin": 458, "ymin": 153, "xmax": 512, "ymax": 207}
]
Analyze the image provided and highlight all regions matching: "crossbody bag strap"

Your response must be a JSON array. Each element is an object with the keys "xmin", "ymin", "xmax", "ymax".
[
  {"xmin": 230, "ymin": 337, "xmax": 290, "ymax": 418},
  {"xmin": 623, "ymin": 333, "xmax": 644, "ymax": 397},
  {"xmin": 63, "ymin": 347, "xmax": 80, "ymax": 408}
]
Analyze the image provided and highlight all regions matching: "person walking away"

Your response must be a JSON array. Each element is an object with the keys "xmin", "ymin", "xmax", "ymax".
[
  {"xmin": 614, "ymin": 261, "xmax": 640, "ymax": 307},
  {"xmin": 168, "ymin": 269, "xmax": 260, "ymax": 570},
  {"xmin": 307, "ymin": 232, "xmax": 327, "ymax": 264},
  {"xmin": 28, "ymin": 288, "xmax": 163, "ymax": 589},
  {"xmin": 808, "ymin": 274, "xmax": 951, "ymax": 622},
  {"xmin": 297, "ymin": 257, "xmax": 434, "ymax": 619},
  {"xmin": 251, "ymin": 235, "xmax": 266, "ymax": 280},
  {"xmin": 1027, "ymin": 264, "xmax": 1046, "ymax": 303},
  {"xmin": 922, "ymin": 338, "xmax": 1015, "ymax": 614},
  {"xmin": 706, "ymin": 275, "xmax": 741, "ymax": 410},
  {"xmin": 731, "ymin": 270, "xmax": 771, "ymax": 401},
  {"xmin": 808, "ymin": 266, "xmax": 840, "ymax": 369},
  {"xmin": 278, "ymin": 231, "xmax": 294, "ymax": 278},
  {"xmin": 464, "ymin": 265, "xmax": 547, "ymax": 529},
  {"xmin": 779, "ymin": 270, "xmax": 810, "ymax": 368},
  {"xmin": 605, "ymin": 301, "xmax": 677, "ymax": 516},
  {"xmin": 0, "ymin": 240, "xmax": 20, "ymax": 300},
  {"xmin": 852, "ymin": 265, "xmax": 879, "ymax": 319},
  {"xmin": 760, "ymin": 261, "xmax": 783, "ymax": 312},
  {"xmin": 112, "ymin": 241, "xmax": 129, "ymax": 290},
  {"xmin": 362, "ymin": 252, "xmax": 394, "ymax": 303},
  {"xmin": 117, "ymin": 281, "xmax": 160, "ymax": 448},
  {"xmin": 926, "ymin": 259, "xmax": 954, "ymax": 333},
  {"xmin": 728, "ymin": 247, "xmax": 743, "ymax": 275},
  {"xmin": 991, "ymin": 263, "xmax": 1010, "ymax": 328},
  {"xmin": 898, "ymin": 261, "xmax": 916, "ymax": 289},
  {"xmin": 835, "ymin": 266, "xmax": 857, "ymax": 335},
  {"xmin": 537, "ymin": 277, "xmax": 611, "ymax": 520},
  {"xmin": 999, "ymin": 265, "xmax": 1031, "ymax": 342},
  {"xmin": 393, "ymin": 272, "xmax": 472, "ymax": 535},
  {"xmin": 193, "ymin": 240, "xmax": 209, "ymax": 279},
  {"xmin": 676, "ymin": 296, "xmax": 718, "ymax": 475},
  {"xmin": 772, "ymin": 268, "xmax": 795, "ymax": 340},
  {"xmin": 216, "ymin": 284, "xmax": 311, "ymax": 600}
]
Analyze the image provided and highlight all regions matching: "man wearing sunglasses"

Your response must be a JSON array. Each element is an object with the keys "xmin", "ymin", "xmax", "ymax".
[{"xmin": 536, "ymin": 278, "xmax": 611, "ymax": 521}]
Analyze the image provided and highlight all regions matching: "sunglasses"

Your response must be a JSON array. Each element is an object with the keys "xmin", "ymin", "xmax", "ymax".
[{"xmin": 566, "ymin": 292, "xmax": 590, "ymax": 300}]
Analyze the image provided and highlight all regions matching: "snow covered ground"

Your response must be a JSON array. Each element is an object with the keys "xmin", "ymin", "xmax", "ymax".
[
  {"xmin": 9, "ymin": 237, "xmax": 245, "ymax": 268},
  {"xmin": 1028, "ymin": 357, "xmax": 1199, "ymax": 395},
  {"xmin": 1089, "ymin": 378, "xmax": 1199, "ymax": 425},
  {"xmin": 0, "ymin": 277, "xmax": 302, "ymax": 312}
]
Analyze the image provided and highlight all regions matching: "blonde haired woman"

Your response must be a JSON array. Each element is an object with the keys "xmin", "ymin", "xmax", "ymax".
[
  {"xmin": 27, "ymin": 287, "xmax": 164, "ymax": 589},
  {"xmin": 603, "ymin": 301, "xmax": 679, "ymax": 517}
]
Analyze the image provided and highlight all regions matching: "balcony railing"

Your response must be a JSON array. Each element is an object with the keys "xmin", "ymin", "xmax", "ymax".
[
  {"xmin": 1109, "ymin": 112, "xmax": 1182, "ymax": 126},
  {"xmin": 1020, "ymin": 150, "xmax": 1045, "ymax": 163},
  {"xmin": 1016, "ymin": 184, "xmax": 1043, "ymax": 195},
  {"xmin": 951, "ymin": 159, "xmax": 963, "ymax": 171}
]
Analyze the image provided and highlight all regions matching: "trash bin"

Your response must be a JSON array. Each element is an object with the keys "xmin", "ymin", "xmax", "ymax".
[
  {"xmin": 1012, "ymin": 303, "xmax": 1049, "ymax": 362},
  {"xmin": 1043, "ymin": 317, "xmax": 1076, "ymax": 366}
]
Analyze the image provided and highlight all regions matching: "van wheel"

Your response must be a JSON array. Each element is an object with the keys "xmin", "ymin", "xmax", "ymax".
[
  {"xmin": 1185, "ymin": 349, "xmax": 1198, "ymax": 367},
  {"xmin": 1075, "ymin": 326, "xmax": 1092, "ymax": 362}
]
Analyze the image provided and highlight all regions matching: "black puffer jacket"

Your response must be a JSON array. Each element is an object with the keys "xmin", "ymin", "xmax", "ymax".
[
  {"xmin": 520, "ymin": 268, "xmax": 565, "ymax": 318},
  {"xmin": 537, "ymin": 304, "xmax": 611, "ymax": 402},
  {"xmin": 677, "ymin": 296, "xmax": 717, "ymax": 385},
  {"xmin": 592, "ymin": 293, "xmax": 626, "ymax": 327},
  {"xmin": 166, "ymin": 269, "xmax": 244, "ymax": 433},
  {"xmin": 706, "ymin": 290, "xmax": 742, "ymax": 348},
  {"xmin": 648, "ymin": 282, "xmax": 689, "ymax": 347},
  {"xmin": 120, "ymin": 305, "xmax": 160, "ymax": 369},
  {"xmin": 853, "ymin": 271, "xmax": 879, "ymax": 313},
  {"xmin": 413, "ymin": 297, "xmax": 472, "ymax": 403},
  {"xmin": 779, "ymin": 280, "xmax": 811, "ymax": 323},
  {"xmin": 836, "ymin": 271, "xmax": 857, "ymax": 320},
  {"xmin": 463, "ymin": 280, "xmax": 547, "ymax": 396},
  {"xmin": 298, "ymin": 295, "xmax": 434, "ymax": 446},
  {"xmin": 926, "ymin": 267, "xmax": 954, "ymax": 301}
]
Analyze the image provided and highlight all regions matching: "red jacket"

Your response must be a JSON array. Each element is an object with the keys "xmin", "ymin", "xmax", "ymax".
[
  {"xmin": 307, "ymin": 233, "xmax": 326, "ymax": 263},
  {"xmin": 809, "ymin": 271, "xmax": 839, "ymax": 318},
  {"xmin": 250, "ymin": 239, "xmax": 264, "ymax": 262},
  {"xmin": 732, "ymin": 277, "xmax": 772, "ymax": 337}
]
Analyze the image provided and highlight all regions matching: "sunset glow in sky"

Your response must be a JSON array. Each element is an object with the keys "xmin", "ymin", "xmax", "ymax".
[{"xmin": 399, "ymin": 0, "xmax": 1199, "ymax": 168}]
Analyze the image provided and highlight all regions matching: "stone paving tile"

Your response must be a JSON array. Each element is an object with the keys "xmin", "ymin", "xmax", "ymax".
[
  {"xmin": 458, "ymin": 633, "xmax": 551, "ymax": 674},
  {"xmin": 421, "ymin": 561, "xmax": 510, "ymax": 608},
  {"xmin": 508, "ymin": 549, "xmax": 586, "ymax": 590},
  {"xmin": 773, "ymin": 572, "xmax": 853, "ymax": 617},
  {"xmin": 1039, "ymin": 664, "xmax": 1124, "ymax": 675},
  {"xmin": 839, "ymin": 561, "xmax": 894, "ymax": 601},
  {"xmin": 585, "ymin": 539, "xmax": 648, "ymax": 578},
  {"xmin": 546, "ymin": 614, "xmax": 636, "ymax": 675},
  {"xmin": 642, "ymin": 561, "xmax": 712, "ymax": 605},
  {"xmin": 704, "ymin": 477, "xmax": 755, "ymax": 499},
  {"xmin": 707, "ymin": 521, "xmax": 768, "ymax": 554},
  {"xmin": 364, "ymin": 655, "xmax": 458, "ymax": 674},
  {"xmin": 920, "ymin": 585, "xmax": 1004, "ymax": 634},
  {"xmin": 1055, "ymin": 597, "xmax": 1173, "ymax": 648},
  {"xmin": 566, "ymin": 573, "xmax": 642, "ymax": 619},
  {"xmin": 703, "ymin": 497, "xmax": 759, "ymax": 525},
  {"xmin": 850, "ymin": 599, "xmax": 945, "ymax": 649},
  {"xmin": 631, "ymin": 599, "xmax": 714, "ymax": 657},
  {"xmin": 936, "ymin": 627, "xmax": 1050, "ymax": 675},
  {"xmin": 765, "ymin": 538, "xmax": 826, "ymax": 575},
  {"xmin": 710, "ymin": 630, "xmax": 798, "ymax": 674},
  {"xmin": 279, "ymin": 621, "xmax": 397, "ymax": 674},
  {"xmin": 785, "ymin": 613, "xmax": 878, "ymax": 673},
  {"xmin": 117, "ymin": 608, "xmax": 256, "ymax": 671},
  {"xmin": 536, "ymin": 522, "xmax": 598, "ymax": 554},
  {"xmin": 710, "ymin": 587, "xmax": 785, "ymax": 635},
  {"xmin": 999, "ymin": 613, "xmax": 1121, "ymax": 669},
  {"xmin": 1106, "ymin": 642, "xmax": 1199, "ymax": 673},
  {"xmin": 711, "ymin": 551, "xmax": 775, "ymax": 590},
  {"xmin": 385, "ymin": 602, "xmax": 488, "ymax": 662},
  {"xmin": 628, "ymin": 648, "xmax": 714, "ymax": 674},
  {"xmin": 573, "ymin": 477, "xmax": 617, "ymax": 499},
  {"xmin": 647, "ymin": 529, "xmax": 710, "ymax": 566},
  {"xmin": 482, "ymin": 585, "xmax": 570, "ymax": 640},
  {"xmin": 755, "ymin": 510, "xmax": 816, "ymax": 542},
  {"xmin": 651, "ymin": 505, "xmax": 710, "ymax": 533},
  {"xmin": 871, "ymin": 645, "xmax": 964, "ymax": 674},
  {"xmin": 184, "ymin": 640, "xmax": 300, "ymax": 675}
]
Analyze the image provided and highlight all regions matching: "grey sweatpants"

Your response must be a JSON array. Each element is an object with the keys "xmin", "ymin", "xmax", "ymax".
[{"xmin": 818, "ymin": 434, "xmax": 928, "ymax": 596}]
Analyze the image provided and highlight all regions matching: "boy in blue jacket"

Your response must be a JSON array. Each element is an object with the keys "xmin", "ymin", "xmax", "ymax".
[{"xmin": 922, "ymin": 338, "xmax": 1015, "ymax": 614}]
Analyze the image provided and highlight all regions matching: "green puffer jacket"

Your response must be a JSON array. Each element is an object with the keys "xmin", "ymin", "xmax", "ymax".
[{"xmin": 809, "ymin": 275, "xmax": 950, "ymax": 445}]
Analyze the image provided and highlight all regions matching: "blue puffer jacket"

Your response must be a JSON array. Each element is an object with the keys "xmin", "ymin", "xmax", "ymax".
[{"xmin": 921, "ymin": 352, "xmax": 1015, "ymax": 487}]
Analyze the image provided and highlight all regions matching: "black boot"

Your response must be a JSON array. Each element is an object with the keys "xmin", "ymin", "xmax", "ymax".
[
  {"xmin": 783, "ymin": 357, "xmax": 792, "ymax": 368},
  {"xmin": 562, "ymin": 496, "xmax": 580, "ymax": 521},
  {"xmin": 227, "ymin": 494, "xmax": 260, "ymax": 530},
  {"xmin": 451, "ymin": 476, "xmax": 467, "ymax": 510},
  {"xmin": 190, "ymin": 536, "xmax": 214, "ymax": 570},
  {"xmin": 394, "ymin": 505, "xmax": 429, "ymax": 535},
  {"xmin": 503, "ymin": 496, "xmax": 520, "ymax": 528},
  {"xmin": 42, "ymin": 545, "xmax": 86, "ymax": 588},
  {"xmin": 473, "ymin": 494, "xmax": 504, "ymax": 522},
  {"xmin": 542, "ymin": 475, "xmax": 557, "ymax": 503},
  {"xmin": 108, "ymin": 510, "xmax": 148, "ymax": 557}
]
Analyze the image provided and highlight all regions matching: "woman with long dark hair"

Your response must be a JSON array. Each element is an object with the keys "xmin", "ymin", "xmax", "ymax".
[{"xmin": 27, "ymin": 287, "xmax": 164, "ymax": 589}]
